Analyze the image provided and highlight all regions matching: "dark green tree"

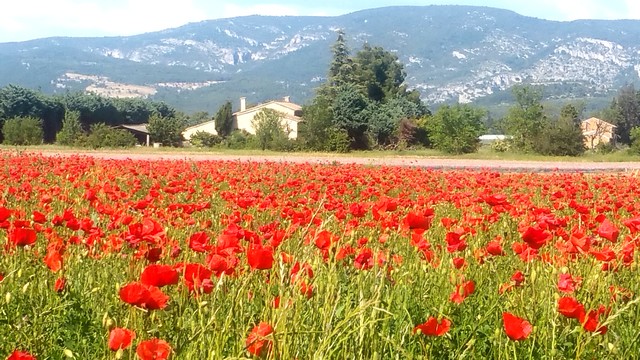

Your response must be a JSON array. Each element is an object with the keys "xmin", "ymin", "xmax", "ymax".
[
  {"xmin": 214, "ymin": 101, "xmax": 234, "ymax": 138},
  {"xmin": 299, "ymin": 94, "xmax": 334, "ymax": 151},
  {"xmin": 0, "ymin": 85, "xmax": 63, "ymax": 143},
  {"xmin": 147, "ymin": 114, "xmax": 186, "ymax": 147},
  {"xmin": 2, "ymin": 116, "xmax": 44, "ymax": 145},
  {"xmin": 332, "ymin": 83, "xmax": 372, "ymax": 149},
  {"xmin": 533, "ymin": 104, "xmax": 585, "ymax": 156},
  {"xmin": 328, "ymin": 29, "xmax": 354, "ymax": 88},
  {"xmin": 501, "ymin": 85, "xmax": 547, "ymax": 152},
  {"xmin": 85, "ymin": 123, "xmax": 136, "ymax": 148},
  {"xmin": 425, "ymin": 104, "xmax": 485, "ymax": 154},
  {"xmin": 610, "ymin": 84, "xmax": 640, "ymax": 144}
]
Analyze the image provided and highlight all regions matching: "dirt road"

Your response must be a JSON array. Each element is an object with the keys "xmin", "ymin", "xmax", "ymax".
[{"xmin": 23, "ymin": 150, "xmax": 640, "ymax": 172}]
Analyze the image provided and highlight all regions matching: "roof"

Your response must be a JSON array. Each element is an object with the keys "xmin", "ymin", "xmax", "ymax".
[
  {"xmin": 184, "ymin": 119, "xmax": 215, "ymax": 131},
  {"xmin": 233, "ymin": 99, "xmax": 303, "ymax": 117},
  {"xmin": 116, "ymin": 124, "xmax": 149, "ymax": 134},
  {"xmin": 581, "ymin": 117, "xmax": 617, "ymax": 128}
]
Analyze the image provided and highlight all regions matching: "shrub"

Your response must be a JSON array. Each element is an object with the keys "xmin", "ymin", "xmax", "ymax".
[
  {"xmin": 491, "ymin": 139, "xmax": 511, "ymax": 153},
  {"xmin": 252, "ymin": 109, "xmax": 291, "ymax": 151},
  {"xmin": 225, "ymin": 130, "xmax": 256, "ymax": 149},
  {"xmin": 56, "ymin": 110, "xmax": 85, "ymax": 146},
  {"xmin": 86, "ymin": 123, "xmax": 137, "ymax": 148},
  {"xmin": 189, "ymin": 131, "xmax": 222, "ymax": 148},
  {"xmin": 629, "ymin": 127, "xmax": 640, "ymax": 155},
  {"xmin": 425, "ymin": 104, "xmax": 485, "ymax": 154},
  {"xmin": 326, "ymin": 128, "xmax": 351, "ymax": 153},
  {"xmin": 2, "ymin": 116, "xmax": 44, "ymax": 145}
]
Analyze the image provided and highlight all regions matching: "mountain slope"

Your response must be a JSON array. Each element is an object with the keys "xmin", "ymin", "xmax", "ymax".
[{"xmin": 1, "ymin": 5, "xmax": 639, "ymax": 112}]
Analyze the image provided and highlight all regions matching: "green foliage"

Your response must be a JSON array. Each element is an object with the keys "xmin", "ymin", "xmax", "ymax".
[
  {"xmin": 56, "ymin": 110, "xmax": 86, "ymax": 146},
  {"xmin": 332, "ymin": 83, "xmax": 372, "ymax": 149},
  {"xmin": 225, "ymin": 129, "xmax": 256, "ymax": 149},
  {"xmin": 532, "ymin": 117, "xmax": 585, "ymax": 156},
  {"xmin": 353, "ymin": 43, "xmax": 409, "ymax": 102},
  {"xmin": 252, "ymin": 109, "xmax": 291, "ymax": 151},
  {"xmin": 189, "ymin": 130, "xmax": 222, "ymax": 148},
  {"xmin": 299, "ymin": 94, "xmax": 334, "ymax": 151},
  {"xmin": 328, "ymin": 29, "xmax": 355, "ymax": 88},
  {"xmin": 629, "ymin": 127, "xmax": 640, "ymax": 155},
  {"xmin": 1, "ymin": 116, "xmax": 44, "ymax": 145},
  {"xmin": 326, "ymin": 127, "xmax": 351, "ymax": 153},
  {"xmin": 0, "ymin": 85, "xmax": 63, "ymax": 143},
  {"xmin": 424, "ymin": 104, "xmax": 486, "ymax": 154},
  {"xmin": 147, "ymin": 114, "xmax": 186, "ymax": 147},
  {"xmin": 607, "ymin": 85, "xmax": 640, "ymax": 145},
  {"xmin": 85, "ymin": 123, "xmax": 136, "ymax": 148},
  {"xmin": 491, "ymin": 139, "xmax": 511, "ymax": 153},
  {"xmin": 501, "ymin": 85, "xmax": 547, "ymax": 152},
  {"xmin": 214, "ymin": 101, "xmax": 234, "ymax": 138}
]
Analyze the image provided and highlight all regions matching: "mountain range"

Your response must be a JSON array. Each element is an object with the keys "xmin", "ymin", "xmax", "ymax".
[{"xmin": 1, "ymin": 5, "xmax": 640, "ymax": 113}]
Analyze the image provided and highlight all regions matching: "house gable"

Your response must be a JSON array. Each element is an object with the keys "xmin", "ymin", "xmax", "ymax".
[{"xmin": 233, "ymin": 97, "xmax": 303, "ymax": 139}]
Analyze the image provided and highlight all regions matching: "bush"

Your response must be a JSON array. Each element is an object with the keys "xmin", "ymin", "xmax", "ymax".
[
  {"xmin": 326, "ymin": 128, "xmax": 351, "ymax": 153},
  {"xmin": 2, "ymin": 116, "xmax": 44, "ymax": 145},
  {"xmin": 189, "ymin": 131, "xmax": 222, "ymax": 148},
  {"xmin": 86, "ymin": 123, "xmax": 137, "ymax": 149},
  {"xmin": 491, "ymin": 139, "xmax": 511, "ymax": 153},
  {"xmin": 225, "ymin": 130, "xmax": 256, "ymax": 150},
  {"xmin": 56, "ymin": 110, "xmax": 85, "ymax": 146},
  {"xmin": 425, "ymin": 104, "xmax": 485, "ymax": 154},
  {"xmin": 629, "ymin": 127, "xmax": 640, "ymax": 155},
  {"xmin": 252, "ymin": 109, "xmax": 291, "ymax": 151},
  {"xmin": 532, "ymin": 119, "xmax": 585, "ymax": 157}
]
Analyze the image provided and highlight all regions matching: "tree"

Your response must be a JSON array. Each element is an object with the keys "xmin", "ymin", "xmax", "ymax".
[
  {"xmin": 332, "ymin": 83, "xmax": 372, "ymax": 149},
  {"xmin": 533, "ymin": 104, "xmax": 585, "ymax": 156},
  {"xmin": 252, "ymin": 109, "xmax": 290, "ymax": 151},
  {"xmin": 425, "ymin": 104, "xmax": 485, "ymax": 154},
  {"xmin": 328, "ymin": 29, "xmax": 354, "ymax": 88},
  {"xmin": 147, "ymin": 114, "xmax": 186, "ymax": 147},
  {"xmin": 501, "ymin": 85, "xmax": 547, "ymax": 152},
  {"xmin": 0, "ymin": 85, "xmax": 63, "ymax": 143},
  {"xmin": 85, "ymin": 123, "xmax": 136, "ymax": 149},
  {"xmin": 299, "ymin": 94, "xmax": 334, "ymax": 151},
  {"xmin": 610, "ymin": 84, "xmax": 640, "ymax": 144},
  {"xmin": 214, "ymin": 101, "xmax": 234, "ymax": 138},
  {"xmin": 56, "ymin": 110, "xmax": 85, "ymax": 146},
  {"xmin": 2, "ymin": 116, "xmax": 44, "ymax": 145}
]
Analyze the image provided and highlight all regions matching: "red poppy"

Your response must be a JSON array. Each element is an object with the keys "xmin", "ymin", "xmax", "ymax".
[
  {"xmin": 521, "ymin": 226, "xmax": 552, "ymax": 249},
  {"xmin": 118, "ymin": 282, "xmax": 169, "ymax": 310},
  {"xmin": 511, "ymin": 271, "xmax": 525, "ymax": 286},
  {"xmin": 596, "ymin": 219, "xmax": 619, "ymax": 242},
  {"xmin": 246, "ymin": 245, "xmax": 274, "ymax": 270},
  {"xmin": 580, "ymin": 305, "xmax": 609, "ymax": 334},
  {"xmin": 452, "ymin": 257, "xmax": 466, "ymax": 269},
  {"xmin": 403, "ymin": 210, "xmax": 433, "ymax": 231},
  {"xmin": 54, "ymin": 277, "xmax": 66, "ymax": 293},
  {"xmin": 188, "ymin": 231, "xmax": 211, "ymax": 253},
  {"xmin": 557, "ymin": 296, "xmax": 585, "ymax": 319},
  {"xmin": 246, "ymin": 322, "xmax": 274, "ymax": 357},
  {"xmin": 140, "ymin": 264, "xmax": 179, "ymax": 288},
  {"xmin": 354, "ymin": 248, "xmax": 374, "ymax": 270},
  {"xmin": 557, "ymin": 273, "xmax": 580, "ymax": 293},
  {"xmin": 136, "ymin": 338, "xmax": 171, "ymax": 360},
  {"xmin": 182, "ymin": 263, "xmax": 213, "ymax": 294},
  {"xmin": 413, "ymin": 317, "xmax": 451, "ymax": 336},
  {"xmin": 108, "ymin": 327, "xmax": 136, "ymax": 351},
  {"xmin": 503, "ymin": 312, "xmax": 532, "ymax": 341},
  {"xmin": 6, "ymin": 350, "xmax": 36, "ymax": 360},
  {"xmin": 450, "ymin": 280, "xmax": 475, "ymax": 304},
  {"xmin": 486, "ymin": 240, "xmax": 505, "ymax": 256},
  {"xmin": 9, "ymin": 227, "xmax": 37, "ymax": 247},
  {"xmin": 44, "ymin": 249, "xmax": 63, "ymax": 273}
]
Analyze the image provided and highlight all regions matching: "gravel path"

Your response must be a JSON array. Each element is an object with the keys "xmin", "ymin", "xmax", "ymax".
[{"xmin": 22, "ymin": 150, "xmax": 640, "ymax": 173}]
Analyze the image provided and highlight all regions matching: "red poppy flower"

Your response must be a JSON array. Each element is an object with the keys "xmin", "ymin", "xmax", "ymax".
[
  {"xmin": 246, "ymin": 245, "xmax": 274, "ymax": 270},
  {"xmin": 183, "ymin": 263, "xmax": 213, "ymax": 294},
  {"xmin": 503, "ymin": 312, "xmax": 532, "ymax": 341},
  {"xmin": 521, "ymin": 226, "xmax": 552, "ymax": 249},
  {"xmin": 140, "ymin": 264, "xmax": 179, "ymax": 288},
  {"xmin": 450, "ymin": 280, "xmax": 475, "ymax": 304},
  {"xmin": 6, "ymin": 350, "xmax": 36, "ymax": 360},
  {"xmin": 54, "ymin": 277, "xmax": 66, "ymax": 293},
  {"xmin": 119, "ymin": 282, "xmax": 169, "ymax": 310},
  {"xmin": 557, "ymin": 296, "xmax": 585, "ymax": 319},
  {"xmin": 403, "ymin": 210, "xmax": 433, "ymax": 231},
  {"xmin": 486, "ymin": 240, "xmax": 505, "ymax": 256},
  {"xmin": 44, "ymin": 249, "xmax": 63, "ymax": 273},
  {"xmin": 246, "ymin": 322, "xmax": 274, "ymax": 357},
  {"xmin": 136, "ymin": 338, "xmax": 171, "ymax": 360},
  {"xmin": 596, "ymin": 219, "xmax": 619, "ymax": 242},
  {"xmin": 557, "ymin": 273, "xmax": 581, "ymax": 293},
  {"xmin": 188, "ymin": 231, "xmax": 211, "ymax": 253},
  {"xmin": 354, "ymin": 248, "xmax": 374, "ymax": 270},
  {"xmin": 108, "ymin": 327, "xmax": 136, "ymax": 351},
  {"xmin": 413, "ymin": 317, "xmax": 451, "ymax": 336},
  {"xmin": 9, "ymin": 227, "xmax": 37, "ymax": 247},
  {"xmin": 511, "ymin": 271, "xmax": 525, "ymax": 286}
]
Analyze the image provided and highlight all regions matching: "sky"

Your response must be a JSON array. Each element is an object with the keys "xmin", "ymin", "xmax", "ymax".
[{"xmin": 1, "ymin": 0, "xmax": 639, "ymax": 43}]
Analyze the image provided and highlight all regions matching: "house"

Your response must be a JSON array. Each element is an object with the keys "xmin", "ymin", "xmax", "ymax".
[
  {"xmin": 115, "ymin": 123, "xmax": 150, "ymax": 146},
  {"xmin": 233, "ymin": 96, "xmax": 303, "ymax": 139},
  {"xmin": 183, "ymin": 119, "xmax": 217, "ymax": 141},
  {"xmin": 580, "ymin": 117, "xmax": 616, "ymax": 149}
]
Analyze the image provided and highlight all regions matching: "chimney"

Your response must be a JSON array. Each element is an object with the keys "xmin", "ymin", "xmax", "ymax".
[
  {"xmin": 240, "ymin": 97, "xmax": 246, "ymax": 111},
  {"xmin": 283, "ymin": 96, "xmax": 290, "ymax": 102}
]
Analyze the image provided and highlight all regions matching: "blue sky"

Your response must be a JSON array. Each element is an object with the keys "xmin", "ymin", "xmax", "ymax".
[{"xmin": 1, "ymin": 0, "xmax": 638, "ymax": 43}]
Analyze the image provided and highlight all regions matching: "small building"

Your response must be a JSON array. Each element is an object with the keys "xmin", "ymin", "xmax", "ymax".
[
  {"xmin": 479, "ymin": 134, "xmax": 509, "ymax": 144},
  {"xmin": 115, "ymin": 123, "xmax": 150, "ymax": 146},
  {"xmin": 233, "ymin": 96, "xmax": 303, "ymax": 139},
  {"xmin": 580, "ymin": 117, "xmax": 616, "ymax": 149},
  {"xmin": 183, "ymin": 120, "xmax": 217, "ymax": 141}
]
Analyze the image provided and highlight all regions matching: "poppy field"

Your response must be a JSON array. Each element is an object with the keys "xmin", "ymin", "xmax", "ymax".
[{"xmin": 2, "ymin": 153, "xmax": 640, "ymax": 359}]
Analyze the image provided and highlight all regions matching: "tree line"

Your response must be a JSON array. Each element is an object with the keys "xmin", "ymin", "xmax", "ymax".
[{"xmin": 3, "ymin": 30, "xmax": 640, "ymax": 155}]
